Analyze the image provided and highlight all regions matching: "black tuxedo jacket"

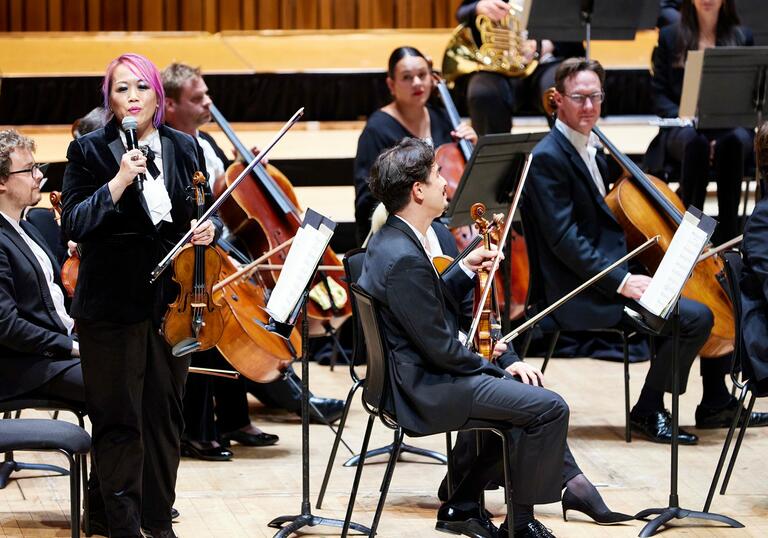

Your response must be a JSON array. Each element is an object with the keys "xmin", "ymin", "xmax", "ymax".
[
  {"xmin": 358, "ymin": 215, "xmax": 516, "ymax": 436},
  {"xmin": 0, "ymin": 214, "xmax": 78, "ymax": 400},
  {"xmin": 739, "ymin": 197, "xmax": 768, "ymax": 393},
  {"xmin": 61, "ymin": 120, "xmax": 221, "ymax": 325},
  {"xmin": 523, "ymin": 127, "xmax": 628, "ymax": 331}
]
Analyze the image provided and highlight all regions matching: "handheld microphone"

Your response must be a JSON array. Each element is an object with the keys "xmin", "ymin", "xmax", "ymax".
[{"xmin": 121, "ymin": 116, "xmax": 145, "ymax": 191}]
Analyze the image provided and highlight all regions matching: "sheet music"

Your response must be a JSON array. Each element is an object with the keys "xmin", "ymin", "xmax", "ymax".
[
  {"xmin": 679, "ymin": 50, "xmax": 704, "ymax": 121},
  {"xmin": 638, "ymin": 211, "xmax": 711, "ymax": 318},
  {"xmin": 265, "ymin": 209, "xmax": 335, "ymax": 323}
]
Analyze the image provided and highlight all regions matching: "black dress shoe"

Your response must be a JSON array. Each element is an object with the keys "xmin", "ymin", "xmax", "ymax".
[
  {"xmin": 306, "ymin": 397, "xmax": 345, "ymax": 424},
  {"xmin": 84, "ymin": 511, "xmax": 109, "ymax": 537},
  {"xmin": 171, "ymin": 507, "xmax": 180, "ymax": 520},
  {"xmin": 435, "ymin": 502, "xmax": 498, "ymax": 538},
  {"xmin": 141, "ymin": 528, "xmax": 177, "ymax": 538},
  {"xmin": 180, "ymin": 439, "xmax": 233, "ymax": 461},
  {"xmin": 220, "ymin": 429, "xmax": 279, "ymax": 447},
  {"xmin": 695, "ymin": 398, "xmax": 768, "ymax": 429},
  {"xmin": 499, "ymin": 519, "xmax": 555, "ymax": 538},
  {"xmin": 561, "ymin": 488, "xmax": 634, "ymax": 524},
  {"xmin": 630, "ymin": 409, "xmax": 698, "ymax": 445}
]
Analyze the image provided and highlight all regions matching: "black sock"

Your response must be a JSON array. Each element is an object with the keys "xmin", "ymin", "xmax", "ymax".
[
  {"xmin": 700, "ymin": 356, "xmax": 732, "ymax": 408},
  {"xmin": 633, "ymin": 384, "xmax": 664, "ymax": 415},
  {"xmin": 564, "ymin": 473, "xmax": 609, "ymax": 514},
  {"xmin": 511, "ymin": 503, "xmax": 534, "ymax": 531}
]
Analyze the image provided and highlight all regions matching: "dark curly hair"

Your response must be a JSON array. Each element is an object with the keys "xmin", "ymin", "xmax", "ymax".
[{"xmin": 368, "ymin": 137, "xmax": 435, "ymax": 214}]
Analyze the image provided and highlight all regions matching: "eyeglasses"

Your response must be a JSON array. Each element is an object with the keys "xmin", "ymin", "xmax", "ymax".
[
  {"xmin": 7, "ymin": 163, "xmax": 47, "ymax": 177},
  {"xmin": 564, "ymin": 92, "xmax": 605, "ymax": 105}
]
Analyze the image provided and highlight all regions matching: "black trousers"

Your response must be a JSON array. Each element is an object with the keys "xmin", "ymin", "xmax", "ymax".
[
  {"xmin": 622, "ymin": 298, "xmax": 713, "ymax": 395},
  {"xmin": 183, "ymin": 348, "xmax": 250, "ymax": 442},
  {"xmin": 447, "ymin": 375, "xmax": 570, "ymax": 506},
  {"xmin": 78, "ymin": 318, "xmax": 189, "ymax": 537},
  {"xmin": 22, "ymin": 363, "xmax": 85, "ymax": 404},
  {"xmin": 666, "ymin": 126, "xmax": 754, "ymax": 241},
  {"xmin": 466, "ymin": 62, "xmax": 560, "ymax": 135}
]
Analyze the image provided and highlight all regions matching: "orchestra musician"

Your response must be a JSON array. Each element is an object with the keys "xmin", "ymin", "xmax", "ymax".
[
  {"xmin": 359, "ymin": 137, "xmax": 633, "ymax": 538},
  {"xmin": 161, "ymin": 62, "xmax": 344, "ymax": 437},
  {"xmin": 353, "ymin": 46, "xmax": 477, "ymax": 244},
  {"xmin": 523, "ymin": 57, "xmax": 768, "ymax": 447},
  {"xmin": 454, "ymin": 0, "xmax": 585, "ymax": 135},
  {"xmin": 61, "ymin": 53, "xmax": 220, "ymax": 538},
  {"xmin": 739, "ymin": 122, "xmax": 768, "ymax": 397},
  {"xmin": 649, "ymin": 0, "xmax": 753, "ymax": 242}
]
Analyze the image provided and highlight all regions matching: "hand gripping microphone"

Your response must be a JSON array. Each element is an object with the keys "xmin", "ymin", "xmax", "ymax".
[{"xmin": 121, "ymin": 116, "xmax": 145, "ymax": 191}]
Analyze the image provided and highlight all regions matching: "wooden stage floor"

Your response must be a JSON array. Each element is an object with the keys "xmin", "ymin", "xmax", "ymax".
[{"xmin": 2, "ymin": 355, "xmax": 767, "ymax": 537}]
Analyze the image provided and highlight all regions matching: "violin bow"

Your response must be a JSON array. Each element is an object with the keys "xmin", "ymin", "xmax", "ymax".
[
  {"xmin": 465, "ymin": 153, "xmax": 533, "ymax": 348},
  {"xmin": 150, "ymin": 107, "xmax": 305, "ymax": 283},
  {"xmin": 499, "ymin": 235, "xmax": 660, "ymax": 344}
]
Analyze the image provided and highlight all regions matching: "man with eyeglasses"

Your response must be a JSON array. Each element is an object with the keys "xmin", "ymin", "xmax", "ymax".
[{"xmin": 522, "ymin": 58, "xmax": 768, "ymax": 444}]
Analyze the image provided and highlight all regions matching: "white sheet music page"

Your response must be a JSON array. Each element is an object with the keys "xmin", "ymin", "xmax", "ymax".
[
  {"xmin": 265, "ymin": 218, "xmax": 334, "ymax": 323},
  {"xmin": 638, "ymin": 212, "xmax": 709, "ymax": 318}
]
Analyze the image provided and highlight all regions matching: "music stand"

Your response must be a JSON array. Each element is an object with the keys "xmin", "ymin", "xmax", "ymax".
[
  {"xmin": 524, "ymin": 0, "xmax": 647, "ymax": 59},
  {"xmin": 631, "ymin": 208, "xmax": 744, "ymax": 536},
  {"xmin": 264, "ymin": 210, "xmax": 370, "ymax": 538},
  {"xmin": 679, "ymin": 47, "xmax": 768, "ymax": 129},
  {"xmin": 445, "ymin": 132, "xmax": 544, "ymax": 228},
  {"xmin": 735, "ymin": 0, "xmax": 768, "ymax": 46}
]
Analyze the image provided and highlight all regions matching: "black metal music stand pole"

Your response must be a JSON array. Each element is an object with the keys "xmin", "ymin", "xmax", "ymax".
[
  {"xmin": 268, "ymin": 289, "xmax": 370, "ymax": 537},
  {"xmin": 635, "ymin": 302, "xmax": 743, "ymax": 536}
]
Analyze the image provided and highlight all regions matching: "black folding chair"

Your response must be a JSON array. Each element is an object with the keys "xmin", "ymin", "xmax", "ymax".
[{"xmin": 341, "ymin": 284, "xmax": 515, "ymax": 538}]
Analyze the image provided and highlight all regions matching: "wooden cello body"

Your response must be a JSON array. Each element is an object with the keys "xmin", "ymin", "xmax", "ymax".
[{"xmin": 596, "ymin": 127, "xmax": 734, "ymax": 358}]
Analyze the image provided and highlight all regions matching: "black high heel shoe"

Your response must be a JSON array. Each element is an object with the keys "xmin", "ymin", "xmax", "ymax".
[{"xmin": 561, "ymin": 488, "xmax": 634, "ymax": 524}]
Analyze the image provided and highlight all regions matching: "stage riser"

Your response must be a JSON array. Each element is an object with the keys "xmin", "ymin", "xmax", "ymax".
[{"xmin": 2, "ymin": 70, "xmax": 653, "ymax": 125}]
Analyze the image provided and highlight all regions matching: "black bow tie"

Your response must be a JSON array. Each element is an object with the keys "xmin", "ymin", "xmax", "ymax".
[{"xmin": 140, "ymin": 145, "xmax": 161, "ymax": 179}]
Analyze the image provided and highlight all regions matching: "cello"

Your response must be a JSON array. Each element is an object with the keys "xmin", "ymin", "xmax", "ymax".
[
  {"xmin": 433, "ymin": 74, "xmax": 529, "ymax": 320},
  {"xmin": 208, "ymin": 104, "xmax": 352, "ymax": 330},
  {"xmin": 595, "ymin": 127, "xmax": 734, "ymax": 358}
]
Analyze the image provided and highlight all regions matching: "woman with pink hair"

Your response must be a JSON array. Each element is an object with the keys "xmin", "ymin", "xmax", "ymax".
[{"xmin": 62, "ymin": 53, "xmax": 221, "ymax": 538}]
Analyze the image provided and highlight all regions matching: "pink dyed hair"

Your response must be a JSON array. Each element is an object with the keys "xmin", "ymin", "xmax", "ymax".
[{"xmin": 102, "ymin": 53, "xmax": 165, "ymax": 128}]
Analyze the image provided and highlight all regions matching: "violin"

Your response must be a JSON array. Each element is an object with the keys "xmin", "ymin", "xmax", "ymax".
[
  {"xmin": 470, "ymin": 203, "xmax": 504, "ymax": 361},
  {"xmin": 595, "ymin": 127, "xmax": 734, "ymax": 358},
  {"xmin": 161, "ymin": 171, "xmax": 226, "ymax": 356},
  {"xmin": 432, "ymin": 73, "xmax": 529, "ymax": 320},
  {"xmin": 209, "ymin": 104, "xmax": 352, "ymax": 329},
  {"xmin": 212, "ymin": 245, "xmax": 297, "ymax": 382},
  {"xmin": 49, "ymin": 191, "xmax": 79, "ymax": 298}
]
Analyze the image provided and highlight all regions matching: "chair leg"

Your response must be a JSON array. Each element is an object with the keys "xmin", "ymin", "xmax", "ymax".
[
  {"xmin": 720, "ymin": 391, "xmax": 756, "ymax": 495},
  {"xmin": 519, "ymin": 331, "xmax": 533, "ymax": 360},
  {"xmin": 540, "ymin": 330, "xmax": 560, "ymax": 374},
  {"xmin": 622, "ymin": 332, "xmax": 631, "ymax": 443},
  {"xmin": 63, "ymin": 450, "xmax": 80, "ymax": 538},
  {"xmin": 370, "ymin": 428, "xmax": 404, "ymax": 537},
  {"xmin": 81, "ymin": 453, "xmax": 90, "ymax": 537},
  {"xmin": 703, "ymin": 384, "xmax": 749, "ymax": 512},
  {"xmin": 316, "ymin": 380, "xmax": 362, "ymax": 509},
  {"xmin": 499, "ymin": 431, "xmax": 514, "ymax": 538},
  {"xmin": 341, "ymin": 415, "xmax": 375, "ymax": 538},
  {"xmin": 445, "ymin": 432, "xmax": 453, "ymax": 498}
]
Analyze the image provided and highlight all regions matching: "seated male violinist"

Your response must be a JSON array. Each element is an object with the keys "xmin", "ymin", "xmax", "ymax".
[{"xmin": 358, "ymin": 137, "xmax": 630, "ymax": 538}]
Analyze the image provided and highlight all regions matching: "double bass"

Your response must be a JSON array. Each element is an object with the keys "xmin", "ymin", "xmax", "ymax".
[
  {"xmin": 209, "ymin": 104, "xmax": 352, "ymax": 331},
  {"xmin": 433, "ymin": 74, "xmax": 529, "ymax": 320}
]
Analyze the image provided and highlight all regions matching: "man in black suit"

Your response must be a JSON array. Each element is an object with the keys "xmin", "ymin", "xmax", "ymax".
[
  {"xmin": 359, "ymin": 137, "xmax": 574, "ymax": 538},
  {"xmin": 740, "ymin": 122, "xmax": 768, "ymax": 397},
  {"xmin": 161, "ymin": 63, "xmax": 344, "ymax": 459},
  {"xmin": 523, "ymin": 57, "xmax": 768, "ymax": 445}
]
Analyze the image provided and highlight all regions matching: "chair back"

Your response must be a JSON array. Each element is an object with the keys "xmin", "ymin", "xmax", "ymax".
[
  {"xmin": 343, "ymin": 248, "xmax": 367, "ymax": 377},
  {"xmin": 350, "ymin": 284, "xmax": 392, "ymax": 424},
  {"xmin": 720, "ymin": 250, "xmax": 747, "ymax": 387}
]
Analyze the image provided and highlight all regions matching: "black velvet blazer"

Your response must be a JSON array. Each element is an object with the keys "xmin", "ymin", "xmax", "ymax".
[{"xmin": 61, "ymin": 120, "xmax": 222, "ymax": 325}]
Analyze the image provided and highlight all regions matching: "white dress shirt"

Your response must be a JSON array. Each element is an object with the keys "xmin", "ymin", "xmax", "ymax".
[
  {"xmin": 197, "ymin": 133, "xmax": 225, "ymax": 183},
  {"xmin": 119, "ymin": 129, "xmax": 173, "ymax": 225},
  {"xmin": 394, "ymin": 215, "xmax": 475, "ymax": 279},
  {"xmin": 1, "ymin": 210, "xmax": 75, "ymax": 336}
]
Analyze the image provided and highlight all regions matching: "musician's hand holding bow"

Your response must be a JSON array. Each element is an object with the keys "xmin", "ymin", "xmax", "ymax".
[
  {"xmin": 190, "ymin": 219, "xmax": 216, "ymax": 246},
  {"xmin": 619, "ymin": 274, "xmax": 651, "ymax": 300},
  {"xmin": 463, "ymin": 244, "xmax": 504, "ymax": 273}
]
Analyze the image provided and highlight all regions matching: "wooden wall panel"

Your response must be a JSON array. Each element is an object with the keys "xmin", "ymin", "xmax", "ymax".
[{"xmin": 0, "ymin": 0, "xmax": 456, "ymax": 32}]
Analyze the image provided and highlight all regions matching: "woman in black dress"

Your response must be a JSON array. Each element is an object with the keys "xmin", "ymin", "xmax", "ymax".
[
  {"xmin": 651, "ymin": 0, "xmax": 753, "ymax": 241},
  {"xmin": 62, "ymin": 53, "xmax": 220, "ymax": 538},
  {"xmin": 353, "ymin": 46, "xmax": 477, "ymax": 244}
]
